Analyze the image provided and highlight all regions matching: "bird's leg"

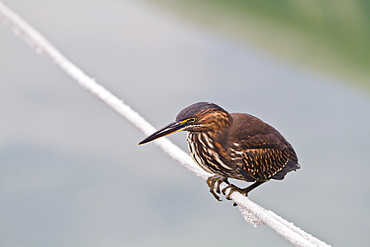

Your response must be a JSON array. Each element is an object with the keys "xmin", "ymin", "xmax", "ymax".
[
  {"xmin": 222, "ymin": 180, "xmax": 267, "ymax": 203},
  {"xmin": 242, "ymin": 180, "xmax": 267, "ymax": 195},
  {"xmin": 206, "ymin": 175, "xmax": 230, "ymax": 201}
]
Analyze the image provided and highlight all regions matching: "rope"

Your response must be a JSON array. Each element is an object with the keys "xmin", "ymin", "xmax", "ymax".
[{"xmin": 0, "ymin": 2, "xmax": 331, "ymax": 246}]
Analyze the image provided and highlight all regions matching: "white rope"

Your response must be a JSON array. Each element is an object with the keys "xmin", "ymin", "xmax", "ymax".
[{"xmin": 0, "ymin": 2, "xmax": 331, "ymax": 246}]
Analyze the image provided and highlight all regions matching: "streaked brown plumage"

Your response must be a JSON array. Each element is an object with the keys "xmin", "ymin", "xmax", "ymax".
[{"xmin": 139, "ymin": 102, "xmax": 300, "ymax": 203}]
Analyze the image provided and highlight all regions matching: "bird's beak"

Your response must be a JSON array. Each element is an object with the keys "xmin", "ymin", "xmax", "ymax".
[{"xmin": 139, "ymin": 121, "xmax": 185, "ymax": 145}]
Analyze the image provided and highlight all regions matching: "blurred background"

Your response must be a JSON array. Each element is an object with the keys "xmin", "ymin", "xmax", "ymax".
[{"xmin": 1, "ymin": 0, "xmax": 369, "ymax": 246}]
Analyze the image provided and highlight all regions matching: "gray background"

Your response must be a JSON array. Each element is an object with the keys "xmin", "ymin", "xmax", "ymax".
[{"xmin": 1, "ymin": 0, "xmax": 369, "ymax": 246}]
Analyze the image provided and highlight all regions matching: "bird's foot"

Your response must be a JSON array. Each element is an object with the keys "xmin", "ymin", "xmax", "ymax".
[
  {"xmin": 206, "ymin": 175, "xmax": 230, "ymax": 201},
  {"xmin": 221, "ymin": 184, "xmax": 246, "ymax": 206},
  {"xmin": 222, "ymin": 184, "xmax": 246, "ymax": 200}
]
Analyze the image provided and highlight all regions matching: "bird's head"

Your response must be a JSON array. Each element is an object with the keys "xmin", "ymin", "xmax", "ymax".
[{"xmin": 139, "ymin": 102, "xmax": 232, "ymax": 145}]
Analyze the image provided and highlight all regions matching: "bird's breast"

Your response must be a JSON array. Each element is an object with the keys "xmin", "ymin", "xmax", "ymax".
[{"xmin": 187, "ymin": 132, "xmax": 241, "ymax": 178}]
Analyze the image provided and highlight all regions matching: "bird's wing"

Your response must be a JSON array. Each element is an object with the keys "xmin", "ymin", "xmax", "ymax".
[
  {"xmin": 232, "ymin": 134, "xmax": 292, "ymax": 181},
  {"xmin": 228, "ymin": 113, "xmax": 299, "ymax": 181}
]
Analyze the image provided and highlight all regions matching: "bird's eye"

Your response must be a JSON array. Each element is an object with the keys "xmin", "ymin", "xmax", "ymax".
[{"xmin": 187, "ymin": 118, "xmax": 196, "ymax": 123}]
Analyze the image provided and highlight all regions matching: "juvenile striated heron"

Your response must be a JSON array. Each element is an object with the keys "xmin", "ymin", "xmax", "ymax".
[{"xmin": 139, "ymin": 102, "xmax": 300, "ymax": 202}]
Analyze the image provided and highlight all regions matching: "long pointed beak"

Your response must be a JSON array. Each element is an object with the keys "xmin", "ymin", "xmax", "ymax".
[{"xmin": 139, "ymin": 121, "xmax": 185, "ymax": 145}]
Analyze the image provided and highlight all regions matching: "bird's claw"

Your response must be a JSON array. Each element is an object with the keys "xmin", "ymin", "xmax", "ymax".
[
  {"xmin": 210, "ymin": 189, "xmax": 222, "ymax": 201},
  {"xmin": 206, "ymin": 175, "xmax": 230, "ymax": 201},
  {"xmin": 206, "ymin": 176, "xmax": 249, "ymax": 206},
  {"xmin": 221, "ymin": 184, "xmax": 247, "ymax": 206}
]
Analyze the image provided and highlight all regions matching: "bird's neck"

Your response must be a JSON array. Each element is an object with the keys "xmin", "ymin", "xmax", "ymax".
[{"xmin": 189, "ymin": 126, "xmax": 231, "ymax": 148}]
